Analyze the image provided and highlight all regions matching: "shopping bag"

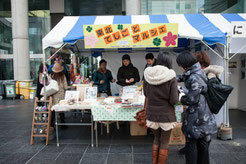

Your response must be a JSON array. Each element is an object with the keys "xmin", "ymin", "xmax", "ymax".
[
  {"xmin": 40, "ymin": 79, "xmax": 59, "ymax": 97},
  {"xmin": 134, "ymin": 98, "xmax": 147, "ymax": 129}
]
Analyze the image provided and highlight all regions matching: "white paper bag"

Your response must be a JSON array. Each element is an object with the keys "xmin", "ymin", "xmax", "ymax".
[{"xmin": 40, "ymin": 79, "xmax": 59, "ymax": 97}]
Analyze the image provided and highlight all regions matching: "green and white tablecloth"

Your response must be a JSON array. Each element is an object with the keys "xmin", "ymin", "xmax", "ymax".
[{"xmin": 92, "ymin": 104, "xmax": 142, "ymax": 121}]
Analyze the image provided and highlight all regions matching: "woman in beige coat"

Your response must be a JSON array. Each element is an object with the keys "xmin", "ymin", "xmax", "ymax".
[{"xmin": 51, "ymin": 62, "xmax": 68, "ymax": 126}]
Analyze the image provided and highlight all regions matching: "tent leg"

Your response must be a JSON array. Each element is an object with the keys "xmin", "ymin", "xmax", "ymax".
[{"xmin": 224, "ymin": 36, "xmax": 230, "ymax": 127}]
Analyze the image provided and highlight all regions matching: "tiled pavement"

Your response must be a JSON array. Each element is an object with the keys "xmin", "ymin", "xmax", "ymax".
[{"xmin": 0, "ymin": 100, "xmax": 246, "ymax": 164}]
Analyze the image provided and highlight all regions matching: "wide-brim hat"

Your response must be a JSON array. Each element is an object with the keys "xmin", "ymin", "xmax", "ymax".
[{"xmin": 52, "ymin": 63, "xmax": 64, "ymax": 73}]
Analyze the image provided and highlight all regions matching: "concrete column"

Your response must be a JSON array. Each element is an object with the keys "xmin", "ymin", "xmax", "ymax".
[
  {"xmin": 126, "ymin": 0, "xmax": 141, "ymax": 15},
  {"xmin": 11, "ymin": 0, "xmax": 30, "ymax": 80},
  {"xmin": 50, "ymin": 0, "xmax": 65, "ymax": 29}
]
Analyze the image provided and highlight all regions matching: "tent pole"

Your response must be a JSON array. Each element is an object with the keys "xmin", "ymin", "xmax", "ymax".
[
  {"xmin": 229, "ymin": 44, "xmax": 246, "ymax": 60},
  {"xmin": 45, "ymin": 43, "xmax": 67, "ymax": 63},
  {"xmin": 201, "ymin": 40, "xmax": 224, "ymax": 60},
  {"xmin": 224, "ymin": 36, "xmax": 230, "ymax": 126}
]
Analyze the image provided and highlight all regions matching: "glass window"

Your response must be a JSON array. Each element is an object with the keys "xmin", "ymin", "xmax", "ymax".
[
  {"xmin": 65, "ymin": 0, "xmax": 122, "ymax": 16},
  {"xmin": 29, "ymin": 0, "xmax": 50, "ymax": 54},
  {"xmin": 0, "ymin": 59, "xmax": 13, "ymax": 80},
  {"xmin": 30, "ymin": 59, "xmax": 42, "ymax": 84},
  {"xmin": 0, "ymin": 0, "xmax": 12, "ymax": 54}
]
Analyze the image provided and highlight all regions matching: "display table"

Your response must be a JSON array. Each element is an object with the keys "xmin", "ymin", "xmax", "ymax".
[
  {"xmin": 51, "ymin": 101, "xmax": 144, "ymax": 147},
  {"xmin": 51, "ymin": 102, "xmax": 94, "ymax": 147},
  {"xmin": 92, "ymin": 103, "xmax": 143, "ymax": 147}
]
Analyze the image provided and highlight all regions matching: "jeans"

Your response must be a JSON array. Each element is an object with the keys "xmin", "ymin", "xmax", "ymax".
[{"xmin": 185, "ymin": 135, "xmax": 211, "ymax": 164}]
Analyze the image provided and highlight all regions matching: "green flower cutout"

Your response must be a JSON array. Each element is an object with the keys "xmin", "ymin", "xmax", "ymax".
[
  {"xmin": 86, "ymin": 26, "xmax": 93, "ymax": 32},
  {"xmin": 118, "ymin": 24, "xmax": 123, "ymax": 30},
  {"xmin": 153, "ymin": 37, "xmax": 161, "ymax": 47}
]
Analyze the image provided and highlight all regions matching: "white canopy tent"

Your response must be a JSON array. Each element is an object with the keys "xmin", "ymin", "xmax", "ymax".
[{"xmin": 42, "ymin": 13, "xmax": 246, "ymax": 127}]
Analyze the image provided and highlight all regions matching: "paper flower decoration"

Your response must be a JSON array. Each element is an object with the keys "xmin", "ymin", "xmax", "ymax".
[
  {"xmin": 84, "ymin": 33, "xmax": 99, "ymax": 48},
  {"xmin": 153, "ymin": 37, "xmax": 161, "ymax": 47},
  {"xmin": 163, "ymin": 32, "xmax": 177, "ymax": 47},
  {"xmin": 86, "ymin": 26, "xmax": 93, "ymax": 32},
  {"xmin": 118, "ymin": 24, "xmax": 123, "ymax": 30}
]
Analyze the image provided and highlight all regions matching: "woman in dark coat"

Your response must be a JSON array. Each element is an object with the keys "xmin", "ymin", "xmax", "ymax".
[
  {"xmin": 176, "ymin": 52, "xmax": 217, "ymax": 164},
  {"xmin": 144, "ymin": 52, "xmax": 179, "ymax": 164},
  {"xmin": 117, "ymin": 54, "xmax": 140, "ymax": 86}
]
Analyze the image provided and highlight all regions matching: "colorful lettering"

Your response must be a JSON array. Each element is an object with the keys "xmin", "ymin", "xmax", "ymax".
[
  {"xmin": 120, "ymin": 28, "xmax": 130, "ymax": 38},
  {"xmin": 132, "ymin": 34, "xmax": 141, "ymax": 43},
  {"xmin": 104, "ymin": 25, "xmax": 113, "ymax": 34},
  {"xmin": 131, "ymin": 24, "xmax": 141, "ymax": 34},
  {"xmin": 103, "ymin": 35, "xmax": 113, "ymax": 44},
  {"xmin": 112, "ymin": 31, "xmax": 122, "ymax": 41},
  {"xmin": 158, "ymin": 25, "xmax": 167, "ymax": 34},
  {"xmin": 149, "ymin": 28, "xmax": 158, "ymax": 37},
  {"xmin": 96, "ymin": 28, "xmax": 105, "ymax": 38},
  {"xmin": 141, "ymin": 31, "xmax": 150, "ymax": 40}
]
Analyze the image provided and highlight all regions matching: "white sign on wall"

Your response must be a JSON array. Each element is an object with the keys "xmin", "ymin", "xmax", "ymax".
[{"xmin": 231, "ymin": 22, "xmax": 246, "ymax": 38}]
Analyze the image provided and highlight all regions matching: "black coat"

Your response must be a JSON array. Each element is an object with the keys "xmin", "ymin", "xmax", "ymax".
[
  {"xmin": 117, "ymin": 63, "xmax": 140, "ymax": 86},
  {"xmin": 177, "ymin": 62, "xmax": 217, "ymax": 139}
]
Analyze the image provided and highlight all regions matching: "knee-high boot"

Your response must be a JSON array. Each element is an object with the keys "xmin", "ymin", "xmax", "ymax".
[
  {"xmin": 152, "ymin": 144, "xmax": 159, "ymax": 164},
  {"xmin": 158, "ymin": 149, "xmax": 168, "ymax": 164}
]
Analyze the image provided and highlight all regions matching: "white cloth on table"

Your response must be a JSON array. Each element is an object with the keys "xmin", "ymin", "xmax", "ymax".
[{"xmin": 51, "ymin": 103, "xmax": 93, "ymax": 112}]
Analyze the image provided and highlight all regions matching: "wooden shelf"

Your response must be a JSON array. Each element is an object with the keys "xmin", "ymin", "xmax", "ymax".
[
  {"xmin": 34, "ymin": 123, "xmax": 48, "ymax": 125},
  {"xmin": 31, "ymin": 97, "xmax": 53, "ymax": 145},
  {"xmin": 33, "ymin": 134, "xmax": 47, "ymax": 137}
]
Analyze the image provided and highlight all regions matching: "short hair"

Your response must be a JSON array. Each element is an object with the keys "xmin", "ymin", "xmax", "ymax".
[
  {"xmin": 99, "ymin": 59, "xmax": 107, "ymax": 66},
  {"xmin": 194, "ymin": 51, "xmax": 210, "ymax": 68},
  {"xmin": 176, "ymin": 51, "xmax": 197, "ymax": 69},
  {"xmin": 156, "ymin": 52, "xmax": 172, "ymax": 69},
  {"xmin": 145, "ymin": 53, "xmax": 154, "ymax": 60}
]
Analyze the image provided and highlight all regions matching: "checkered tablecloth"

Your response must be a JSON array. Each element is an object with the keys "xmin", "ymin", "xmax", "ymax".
[{"xmin": 92, "ymin": 104, "xmax": 143, "ymax": 121}]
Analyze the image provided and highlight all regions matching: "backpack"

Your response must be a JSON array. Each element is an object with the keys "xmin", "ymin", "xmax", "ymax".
[{"xmin": 195, "ymin": 74, "xmax": 233, "ymax": 114}]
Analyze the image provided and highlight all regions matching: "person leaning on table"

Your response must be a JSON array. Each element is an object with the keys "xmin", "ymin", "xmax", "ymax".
[
  {"xmin": 143, "ymin": 52, "xmax": 179, "ymax": 164},
  {"xmin": 116, "ymin": 54, "xmax": 140, "ymax": 86}
]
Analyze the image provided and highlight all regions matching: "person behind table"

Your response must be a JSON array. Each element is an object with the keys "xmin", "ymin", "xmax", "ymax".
[
  {"xmin": 143, "ymin": 52, "xmax": 179, "ymax": 164},
  {"xmin": 176, "ymin": 52, "xmax": 217, "ymax": 164},
  {"xmin": 143, "ymin": 53, "xmax": 157, "ymax": 80},
  {"xmin": 117, "ymin": 54, "xmax": 140, "ymax": 86},
  {"xmin": 93, "ymin": 59, "xmax": 116, "ymax": 96},
  {"xmin": 144, "ymin": 53, "xmax": 157, "ymax": 69},
  {"xmin": 51, "ymin": 62, "xmax": 68, "ymax": 128}
]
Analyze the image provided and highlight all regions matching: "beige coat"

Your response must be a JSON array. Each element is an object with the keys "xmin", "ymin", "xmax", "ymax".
[{"xmin": 52, "ymin": 75, "xmax": 68, "ymax": 105}]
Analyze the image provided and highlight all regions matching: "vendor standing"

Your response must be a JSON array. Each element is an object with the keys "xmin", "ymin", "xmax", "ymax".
[
  {"xmin": 117, "ymin": 54, "xmax": 140, "ymax": 86},
  {"xmin": 93, "ymin": 59, "xmax": 116, "ymax": 96}
]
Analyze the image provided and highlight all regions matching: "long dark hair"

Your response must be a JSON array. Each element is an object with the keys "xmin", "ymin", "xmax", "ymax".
[
  {"xmin": 51, "ymin": 72, "xmax": 65, "ymax": 84},
  {"xmin": 156, "ymin": 52, "xmax": 172, "ymax": 69},
  {"xmin": 38, "ymin": 63, "xmax": 49, "ymax": 74}
]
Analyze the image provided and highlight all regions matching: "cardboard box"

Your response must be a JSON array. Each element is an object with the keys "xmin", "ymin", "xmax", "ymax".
[
  {"xmin": 130, "ymin": 121, "xmax": 147, "ymax": 136},
  {"xmin": 169, "ymin": 123, "xmax": 185, "ymax": 145}
]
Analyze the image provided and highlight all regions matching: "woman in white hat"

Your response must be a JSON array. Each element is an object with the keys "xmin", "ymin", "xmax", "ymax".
[{"xmin": 51, "ymin": 62, "xmax": 68, "ymax": 126}]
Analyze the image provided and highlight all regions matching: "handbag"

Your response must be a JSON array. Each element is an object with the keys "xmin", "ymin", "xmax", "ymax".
[
  {"xmin": 195, "ymin": 74, "xmax": 233, "ymax": 114},
  {"xmin": 40, "ymin": 77, "xmax": 59, "ymax": 97},
  {"xmin": 134, "ymin": 98, "xmax": 147, "ymax": 129}
]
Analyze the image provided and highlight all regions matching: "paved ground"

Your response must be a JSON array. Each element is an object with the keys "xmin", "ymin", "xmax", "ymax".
[{"xmin": 0, "ymin": 100, "xmax": 246, "ymax": 164}]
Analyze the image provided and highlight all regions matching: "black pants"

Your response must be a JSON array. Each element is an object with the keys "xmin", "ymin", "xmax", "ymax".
[{"xmin": 185, "ymin": 136, "xmax": 211, "ymax": 164}]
